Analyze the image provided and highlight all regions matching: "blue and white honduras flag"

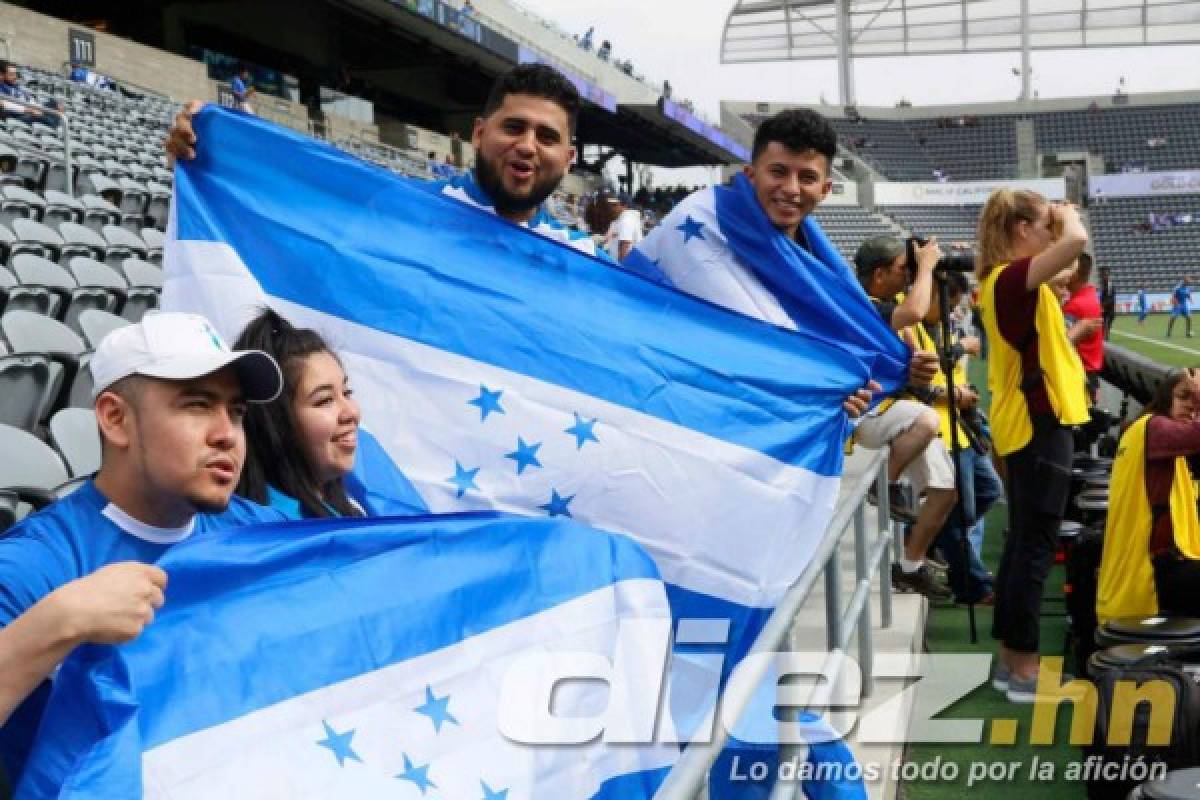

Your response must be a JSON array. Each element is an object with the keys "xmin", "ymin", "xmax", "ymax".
[
  {"xmin": 624, "ymin": 172, "xmax": 910, "ymax": 388},
  {"xmin": 17, "ymin": 514, "xmax": 678, "ymax": 798},
  {"xmin": 163, "ymin": 108, "xmax": 878, "ymax": 656}
]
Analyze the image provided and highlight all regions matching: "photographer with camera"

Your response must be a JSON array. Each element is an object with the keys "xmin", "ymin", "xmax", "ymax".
[
  {"xmin": 912, "ymin": 269, "xmax": 1003, "ymax": 606},
  {"xmin": 853, "ymin": 235, "xmax": 957, "ymax": 599}
]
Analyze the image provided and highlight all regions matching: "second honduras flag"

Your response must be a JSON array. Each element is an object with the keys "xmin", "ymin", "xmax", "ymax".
[{"xmin": 164, "ymin": 107, "xmax": 879, "ymax": 740}]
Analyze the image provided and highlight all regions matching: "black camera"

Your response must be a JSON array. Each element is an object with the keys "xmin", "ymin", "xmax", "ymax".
[{"xmin": 905, "ymin": 236, "xmax": 976, "ymax": 278}]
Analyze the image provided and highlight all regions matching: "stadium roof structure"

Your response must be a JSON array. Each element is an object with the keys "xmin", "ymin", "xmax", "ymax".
[{"xmin": 721, "ymin": 0, "xmax": 1200, "ymax": 103}]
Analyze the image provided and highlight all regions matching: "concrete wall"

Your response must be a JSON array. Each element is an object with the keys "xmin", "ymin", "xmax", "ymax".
[{"xmin": 0, "ymin": 2, "xmax": 211, "ymax": 102}]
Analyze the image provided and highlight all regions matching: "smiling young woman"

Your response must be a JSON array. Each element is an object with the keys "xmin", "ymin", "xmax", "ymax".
[{"xmin": 233, "ymin": 309, "xmax": 365, "ymax": 520}]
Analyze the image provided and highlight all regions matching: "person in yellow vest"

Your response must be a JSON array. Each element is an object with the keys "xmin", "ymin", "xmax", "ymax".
[
  {"xmin": 976, "ymin": 189, "xmax": 1091, "ymax": 703},
  {"xmin": 854, "ymin": 235, "xmax": 958, "ymax": 599},
  {"xmin": 916, "ymin": 270, "xmax": 1004, "ymax": 606},
  {"xmin": 1098, "ymin": 368, "xmax": 1200, "ymax": 622}
]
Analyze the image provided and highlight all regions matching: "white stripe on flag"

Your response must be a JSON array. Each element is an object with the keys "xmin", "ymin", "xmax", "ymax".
[
  {"xmin": 142, "ymin": 580, "xmax": 677, "ymax": 799},
  {"xmin": 164, "ymin": 240, "xmax": 840, "ymax": 609}
]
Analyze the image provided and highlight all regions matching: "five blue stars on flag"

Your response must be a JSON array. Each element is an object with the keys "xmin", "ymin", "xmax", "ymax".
[{"xmin": 450, "ymin": 386, "xmax": 600, "ymax": 514}]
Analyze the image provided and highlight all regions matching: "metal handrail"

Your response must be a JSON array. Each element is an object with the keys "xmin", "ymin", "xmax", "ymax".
[{"xmin": 655, "ymin": 450, "xmax": 895, "ymax": 799}]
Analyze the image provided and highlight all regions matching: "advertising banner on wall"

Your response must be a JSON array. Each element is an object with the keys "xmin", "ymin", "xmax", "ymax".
[
  {"xmin": 875, "ymin": 178, "xmax": 1066, "ymax": 206},
  {"xmin": 1090, "ymin": 171, "xmax": 1200, "ymax": 199}
]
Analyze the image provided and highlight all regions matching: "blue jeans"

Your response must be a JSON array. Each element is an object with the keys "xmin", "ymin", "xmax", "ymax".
[{"xmin": 934, "ymin": 446, "xmax": 1002, "ymax": 602}]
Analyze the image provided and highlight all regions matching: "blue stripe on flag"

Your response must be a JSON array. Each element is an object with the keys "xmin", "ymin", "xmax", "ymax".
[
  {"xmin": 173, "ymin": 108, "xmax": 868, "ymax": 475},
  {"xmin": 16, "ymin": 513, "xmax": 662, "ymax": 800}
]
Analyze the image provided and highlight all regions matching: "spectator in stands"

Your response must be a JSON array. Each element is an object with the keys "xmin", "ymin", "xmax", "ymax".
[
  {"xmin": 628, "ymin": 108, "xmax": 940, "ymax": 423},
  {"xmin": 1168, "ymin": 278, "xmax": 1193, "ymax": 338},
  {"xmin": 1098, "ymin": 368, "xmax": 1200, "ymax": 621},
  {"xmin": 1061, "ymin": 253, "xmax": 1105, "ymax": 399},
  {"xmin": 1098, "ymin": 263, "xmax": 1117, "ymax": 337},
  {"xmin": 1137, "ymin": 286, "xmax": 1149, "ymax": 324},
  {"xmin": 0, "ymin": 312, "xmax": 286, "ymax": 782},
  {"xmin": 169, "ymin": 65, "xmax": 605, "ymax": 257},
  {"xmin": 977, "ymin": 190, "xmax": 1090, "ymax": 703},
  {"xmin": 597, "ymin": 40, "xmax": 612, "ymax": 61},
  {"xmin": 230, "ymin": 66, "xmax": 255, "ymax": 114},
  {"xmin": 235, "ymin": 310, "xmax": 427, "ymax": 519},
  {"xmin": 605, "ymin": 193, "xmax": 644, "ymax": 261},
  {"xmin": 68, "ymin": 61, "xmax": 115, "ymax": 91},
  {"xmin": 855, "ymin": 235, "xmax": 960, "ymax": 599},
  {"xmin": 662, "ymin": 79, "xmax": 672, "ymax": 100},
  {"xmin": 234, "ymin": 308, "xmax": 362, "ymax": 518},
  {"xmin": 579, "ymin": 26, "xmax": 594, "ymax": 51},
  {"xmin": 0, "ymin": 60, "xmax": 61, "ymax": 129},
  {"xmin": 916, "ymin": 269, "xmax": 1001, "ymax": 605}
]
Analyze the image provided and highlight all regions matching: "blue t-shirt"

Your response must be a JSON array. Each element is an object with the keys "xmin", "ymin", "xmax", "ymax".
[
  {"xmin": 0, "ymin": 481, "xmax": 285, "ymax": 783},
  {"xmin": 230, "ymin": 75, "xmax": 248, "ymax": 100},
  {"xmin": 1173, "ymin": 284, "xmax": 1191, "ymax": 310}
]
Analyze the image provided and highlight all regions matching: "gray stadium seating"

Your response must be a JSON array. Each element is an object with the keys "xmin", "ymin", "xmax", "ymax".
[
  {"xmin": 0, "ymin": 423, "xmax": 70, "ymax": 530},
  {"xmin": 48, "ymin": 408, "xmax": 100, "ymax": 478},
  {"xmin": 77, "ymin": 308, "xmax": 130, "ymax": 350}
]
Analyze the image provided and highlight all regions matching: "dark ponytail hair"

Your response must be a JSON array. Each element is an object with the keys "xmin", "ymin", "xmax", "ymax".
[
  {"xmin": 234, "ymin": 308, "xmax": 362, "ymax": 518},
  {"xmin": 1145, "ymin": 369, "xmax": 1197, "ymax": 418}
]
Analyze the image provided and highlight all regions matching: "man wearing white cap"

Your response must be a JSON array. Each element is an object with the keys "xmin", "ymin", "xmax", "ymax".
[{"xmin": 0, "ymin": 312, "xmax": 286, "ymax": 786}]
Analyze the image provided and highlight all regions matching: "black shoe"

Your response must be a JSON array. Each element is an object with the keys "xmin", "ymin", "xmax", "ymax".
[
  {"xmin": 925, "ymin": 551, "xmax": 949, "ymax": 574},
  {"xmin": 892, "ymin": 563, "xmax": 953, "ymax": 599}
]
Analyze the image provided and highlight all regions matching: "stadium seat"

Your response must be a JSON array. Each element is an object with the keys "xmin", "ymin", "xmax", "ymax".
[
  {"xmin": 119, "ymin": 258, "xmax": 162, "ymax": 321},
  {"xmin": 0, "ymin": 423, "xmax": 70, "ymax": 529},
  {"xmin": 0, "ymin": 263, "xmax": 56, "ymax": 317},
  {"xmin": 102, "ymin": 225, "xmax": 147, "ymax": 265},
  {"xmin": 77, "ymin": 308, "xmax": 130, "ymax": 349},
  {"xmin": 0, "ymin": 186, "xmax": 44, "ymax": 227},
  {"xmin": 48, "ymin": 407, "xmax": 101, "ymax": 478},
  {"xmin": 0, "ymin": 310, "xmax": 90, "ymax": 416},
  {"xmin": 140, "ymin": 227, "xmax": 164, "ymax": 264},
  {"xmin": 57, "ymin": 221, "xmax": 108, "ymax": 262},
  {"xmin": 145, "ymin": 182, "xmax": 171, "ymax": 230},
  {"xmin": 66, "ymin": 257, "xmax": 127, "ymax": 316},
  {"xmin": 117, "ymin": 177, "xmax": 149, "ymax": 218},
  {"xmin": 0, "ymin": 350, "xmax": 55, "ymax": 433},
  {"xmin": 81, "ymin": 194, "xmax": 121, "ymax": 232},
  {"xmin": 78, "ymin": 173, "xmax": 122, "ymax": 207},
  {"xmin": 10, "ymin": 254, "xmax": 72, "ymax": 318},
  {"xmin": 42, "ymin": 189, "xmax": 84, "ymax": 225},
  {"xmin": 10, "ymin": 217, "xmax": 64, "ymax": 261}
]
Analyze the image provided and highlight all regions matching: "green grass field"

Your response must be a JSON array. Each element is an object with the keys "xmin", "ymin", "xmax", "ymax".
[{"xmin": 1110, "ymin": 313, "xmax": 1200, "ymax": 367}]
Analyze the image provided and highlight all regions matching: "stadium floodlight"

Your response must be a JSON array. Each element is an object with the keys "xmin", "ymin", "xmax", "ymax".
[{"xmin": 722, "ymin": 0, "xmax": 1200, "ymax": 104}]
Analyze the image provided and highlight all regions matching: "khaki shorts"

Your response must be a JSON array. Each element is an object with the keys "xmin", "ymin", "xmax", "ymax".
[{"xmin": 855, "ymin": 398, "xmax": 956, "ymax": 495}]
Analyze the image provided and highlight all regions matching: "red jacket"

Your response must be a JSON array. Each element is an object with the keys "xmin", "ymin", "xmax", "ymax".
[{"xmin": 1063, "ymin": 284, "xmax": 1104, "ymax": 372}]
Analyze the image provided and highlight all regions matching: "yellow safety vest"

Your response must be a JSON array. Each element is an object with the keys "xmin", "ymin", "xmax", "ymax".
[
  {"xmin": 979, "ymin": 262, "xmax": 1090, "ymax": 456},
  {"xmin": 1097, "ymin": 415, "xmax": 1200, "ymax": 623},
  {"xmin": 911, "ymin": 321, "xmax": 970, "ymax": 450}
]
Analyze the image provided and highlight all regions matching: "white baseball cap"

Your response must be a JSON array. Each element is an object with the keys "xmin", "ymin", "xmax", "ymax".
[{"xmin": 90, "ymin": 312, "xmax": 283, "ymax": 402}]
